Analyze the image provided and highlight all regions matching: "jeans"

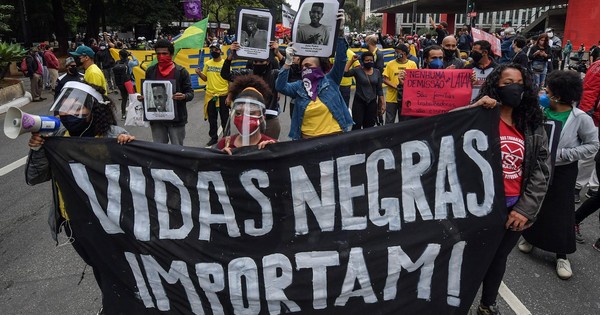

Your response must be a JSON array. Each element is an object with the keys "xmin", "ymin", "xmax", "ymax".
[{"xmin": 150, "ymin": 122, "xmax": 186, "ymax": 145}]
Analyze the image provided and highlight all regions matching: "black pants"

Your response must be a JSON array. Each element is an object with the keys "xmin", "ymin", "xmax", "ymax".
[
  {"xmin": 117, "ymin": 84, "xmax": 128, "ymax": 116},
  {"xmin": 480, "ymin": 228, "xmax": 521, "ymax": 306},
  {"xmin": 576, "ymin": 155, "xmax": 600, "ymax": 225},
  {"xmin": 207, "ymin": 95, "xmax": 229, "ymax": 140},
  {"xmin": 340, "ymin": 85, "xmax": 351, "ymax": 108},
  {"xmin": 352, "ymin": 97, "xmax": 377, "ymax": 130}
]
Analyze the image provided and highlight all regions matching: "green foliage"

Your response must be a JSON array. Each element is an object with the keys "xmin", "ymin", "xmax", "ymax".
[
  {"xmin": 364, "ymin": 14, "xmax": 382, "ymax": 33},
  {"xmin": 0, "ymin": 42, "xmax": 26, "ymax": 63},
  {"xmin": 343, "ymin": 2, "xmax": 362, "ymax": 31},
  {"xmin": 0, "ymin": 4, "xmax": 15, "ymax": 33}
]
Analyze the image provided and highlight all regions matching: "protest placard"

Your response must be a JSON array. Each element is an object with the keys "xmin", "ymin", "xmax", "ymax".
[
  {"xmin": 43, "ymin": 108, "xmax": 505, "ymax": 314},
  {"xmin": 402, "ymin": 69, "xmax": 473, "ymax": 117},
  {"xmin": 471, "ymin": 28, "xmax": 502, "ymax": 57}
]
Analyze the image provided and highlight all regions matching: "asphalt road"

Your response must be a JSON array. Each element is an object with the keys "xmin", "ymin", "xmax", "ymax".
[{"xmin": 1, "ymin": 80, "xmax": 599, "ymax": 315}]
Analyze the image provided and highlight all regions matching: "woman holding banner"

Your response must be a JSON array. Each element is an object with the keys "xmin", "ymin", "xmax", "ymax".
[
  {"xmin": 275, "ymin": 9, "xmax": 354, "ymax": 140},
  {"xmin": 518, "ymin": 70, "xmax": 599, "ymax": 280},
  {"xmin": 470, "ymin": 63, "xmax": 550, "ymax": 315}
]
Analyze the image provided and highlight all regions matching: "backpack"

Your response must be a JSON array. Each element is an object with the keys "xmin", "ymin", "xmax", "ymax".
[
  {"xmin": 20, "ymin": 55, "xmax": 37, "ymax": 77},
  {"xmin": 113, "ymin": 60, "xmax": 129, "ymax": 85}
]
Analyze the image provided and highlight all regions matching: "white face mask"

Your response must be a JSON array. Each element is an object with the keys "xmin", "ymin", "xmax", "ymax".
[
  {"xmin": 408, "ymin": 40, "xmax": 414, "ymax": 44},
  {"xmin": 547, "ymin": 32, "xmax": 554, "ymax": 38}
]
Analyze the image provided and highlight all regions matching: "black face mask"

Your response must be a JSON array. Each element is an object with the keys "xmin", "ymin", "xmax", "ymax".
[
  {"xmin": 67, "ymin": 66, "xmax": 79, "ymax": 75},
  {"xmin": 497, "ymin": 84, "xmax": 525, "ymax": 108},
  {"xmin": 470, "ymin": 51, "xmax": 483, "ymax": 64},
  {"xmin": 443, "ymin": 48, "xmax": 456, "ymax": 59},
  {"xmin": 75, "ymin": 57, "xmax": 84, "ymax": 67},
  {"xmin": 210, "ymin": 51, "xmax": 220, "ymax": 59},
  {"xmin": 253, "ymin": 64, "xmax": 268, "ymax": 75},
  {"xmin": 60, "ymin": 115, "xmax": 93, "ymax": 136}
]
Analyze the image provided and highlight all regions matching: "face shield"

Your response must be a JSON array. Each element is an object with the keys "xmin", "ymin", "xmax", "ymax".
[
  {"xmin": 50, "ymin": 81, "xmax": 105, "ymax": 118},
  {"xmin": 227, "ymin": 97, "xmax": 266, "ymax": 146}
]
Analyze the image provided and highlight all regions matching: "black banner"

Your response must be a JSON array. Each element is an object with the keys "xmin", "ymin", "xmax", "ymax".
[{"xmin": 43, "ymin": 107, "xmax": 505, "ymax": 315}]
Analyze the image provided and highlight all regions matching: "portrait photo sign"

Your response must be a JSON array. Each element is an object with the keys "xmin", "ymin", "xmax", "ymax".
[
  {"xmin": 292, "ymin": 0, "xmax": 342, "ymax": 57},
  {"xmin": 236, "ymin": 8, "xmax": 274, "ymax": 61},
  {"xmin": 402, "ymin": 69, "xmax": 473, "ymax": 117},
  {"xmin": 142, "ymin": 80, "xmax": 175, "ymax": 121}
]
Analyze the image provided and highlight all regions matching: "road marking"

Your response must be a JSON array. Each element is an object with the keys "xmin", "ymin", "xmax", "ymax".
[
  {"xmin": 499, "ymin": 281, "xmax": 532, "ymax": 315},
  {"xmin": 0, "ymin": 156, "xmax": 28, "ymax": 177}
]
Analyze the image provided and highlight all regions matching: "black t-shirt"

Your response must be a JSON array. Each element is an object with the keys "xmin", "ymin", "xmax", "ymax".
[{"xmin": 435, "ymin": 28, "xmax": 448, "ymax": 45}]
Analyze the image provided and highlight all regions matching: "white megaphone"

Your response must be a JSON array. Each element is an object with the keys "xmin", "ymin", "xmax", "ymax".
[{"xmin": 3, "ymin": 107, "xmax": 61, "ymax": 139}]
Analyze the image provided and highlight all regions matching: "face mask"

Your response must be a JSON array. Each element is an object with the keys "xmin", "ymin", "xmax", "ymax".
[
  {"xmin": 539, "ymin": 92, "xmax": 551, "ymax": 108},
  {"xmin": 408, "ymin": 40, "xmax": 414, "ymax": 44},
  {"xmin": 497, "ymin": 83, "xmax": 525, "ymax": 108},
  {"xmin": 233, "ymin": 115, "xmax": 261, "ymax": 136},
  {"xmin": 60, "ymin": 115, "xmax": 92, "ymax": 136},
  {"xmin": 253, "ymin": 64, "xmax": 268, "ymax": 75},
  {"xmin": 547, "ymin": 32, "xmax": 554, "ymax": 38},
  {"xmin": 443, "ymin": 48, "xmax": 455, "ymax": 59},
  {"xmin": 395, "ymin": 52, "xmax": 404, "ymax": 60},
  {"xmin": 75, "ymin": 57, "xmax": 84, "ymax": 67},
  {"xmin": 363, "ymin": 61, "xmax": 374, "ymax": 69},
  {"xmin": 210, "ymin": 51, "xmax": 220, "ymax": 59},
  {"xmin": 67, "ymin": 66, "xmax": 78, "ymax": 75},
  {"xmin": 100, "ymin": 46, "xmax": 106, "ymax": 50},
  {"xmin": 428, "ymin": 58, "xmax": 444, "ymax": 69},
  {"xmin": 301, "ymin": 66, "xmax": 325, "ymax": 101},
  {"xmin": 157, "ymin": 54, "xmax": 174, "ymax": 76},
  {"xmin": 470, "ymin": 51, "xmax": 483, "ymax": 64}
]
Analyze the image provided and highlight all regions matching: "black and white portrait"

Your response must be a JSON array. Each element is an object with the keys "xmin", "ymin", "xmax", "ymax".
[
  {"xmin": 292, "ymin": 0, "xmax": 340, "ymax": 57},
  {"xmin": 236, "ymin": 8, "xmax": 274, "ymax": 60},
  {"xmin": 143, "ymin": 80, "xmax": 175, "ymax": 120}
]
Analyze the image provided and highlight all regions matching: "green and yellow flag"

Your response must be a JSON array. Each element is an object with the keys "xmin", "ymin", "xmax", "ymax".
[{"xmin": 173, "ymin": 16, "xmax": 209, "ymax": 57}]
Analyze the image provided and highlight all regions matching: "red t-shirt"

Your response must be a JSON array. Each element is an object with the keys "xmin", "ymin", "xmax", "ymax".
[
  {"xmin": 499, "ymin": 119, "xmax": 525, "ymax": 197},
  {"xmin": 217, "ymin": 134, "xmax": 275, "ymax": 150}
]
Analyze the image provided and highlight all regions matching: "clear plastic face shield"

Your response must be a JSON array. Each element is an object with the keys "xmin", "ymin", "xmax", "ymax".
[
  {"xmin": 50, "ymin": 81, "xmax": 104, "ymax": 117},
  {"xmin": 227, "ymin": 97, "xmax": 265, "ymax": 146}
]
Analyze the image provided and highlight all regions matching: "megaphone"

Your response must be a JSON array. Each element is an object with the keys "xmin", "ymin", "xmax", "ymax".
[{"xmin": 3, "ymin": 107, "xmax": 61, "ymax": 139}]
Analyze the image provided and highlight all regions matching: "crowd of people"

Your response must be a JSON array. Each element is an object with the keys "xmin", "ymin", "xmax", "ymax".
[{"xmin": 18, "ymin": 9, "xmax": 600, "ymax": 315}]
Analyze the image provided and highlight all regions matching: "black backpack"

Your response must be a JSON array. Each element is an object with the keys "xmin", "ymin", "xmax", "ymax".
[{"xmin": 113, "ymin": 60, "xmax": 129, "ymax": 85}]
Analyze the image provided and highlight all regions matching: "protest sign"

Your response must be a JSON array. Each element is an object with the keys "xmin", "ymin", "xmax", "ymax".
[
  {"xmin": 43, "ymin": 108, "xmax": 505, "ymax": 314},
  {"xmin": 471, "ymin": 28, "xmax": 502, "ymax": 57},
  {"xmin": 402, "ymin": 69, "xmax": 473, "ymax": 117}
]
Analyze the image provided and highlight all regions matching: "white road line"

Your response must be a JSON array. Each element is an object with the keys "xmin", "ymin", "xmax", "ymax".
[
  {"xmin": 499, "ymin": 281, "xmax": 532, "ymax": 315},
  {"xmin": 0, "ymin": 156, "xmax": 28, "ymax": 177}
]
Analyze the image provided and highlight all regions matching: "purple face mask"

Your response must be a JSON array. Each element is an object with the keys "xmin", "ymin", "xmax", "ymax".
[{"xmin": 301, "ymin": 66, "xmax": 325, "ymax": 101}]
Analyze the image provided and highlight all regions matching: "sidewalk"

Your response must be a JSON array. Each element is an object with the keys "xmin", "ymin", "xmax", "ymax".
[{"xmin": 0, "ymin": 76, "xmax": 54, "ymax": 114}]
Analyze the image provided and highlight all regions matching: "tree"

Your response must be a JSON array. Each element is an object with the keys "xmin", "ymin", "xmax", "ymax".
[
  {"xmin": 0, "ymin": 4, "xmax": 14, "ymax": 33},
  {"xmin": 364, "ymin": 14, "xmax": 382, "ymax": 33},
  {"xmin": 343, "ymin": 2, "xmax": 362, "ymax": 32}
]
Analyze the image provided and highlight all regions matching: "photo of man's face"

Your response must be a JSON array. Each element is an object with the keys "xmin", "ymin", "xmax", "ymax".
[
  {"xmin": 186, "ymin": 2, "xmax": 199, "ymax": 15},
  {"xmin": 152, "ymin": 85, "xmax": 167, "ymax": 112},
  {"xmin": 247, "ymin": 20, "xmax": 258, "ymax": 33},
  {"xmin": 309, "ymin": 5, "xmax": 323, "ymax": 25}
]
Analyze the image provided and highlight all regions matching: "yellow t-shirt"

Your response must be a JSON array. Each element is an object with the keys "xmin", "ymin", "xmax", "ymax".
[
  {"xmin": 335, "ymin": 50, "xmax": 360, "ymax": 87},
  {"xmin": 84, "ymin": 64, "xmax": 108, "ymax": 95},
  {"xmin": 301, "ymin": 97, "xmax": 342, "ymax": 138},
  {"xmin": 383, "ymin": 59, "xmax": 418, "ymax": 103},
  {"xmin": 202, "ymin": 59, "xmax": 229, "ymax": 95}
]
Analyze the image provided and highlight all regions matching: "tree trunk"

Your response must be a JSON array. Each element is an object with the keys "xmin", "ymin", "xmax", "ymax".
[
  {"xmin": 51, "ymin": 0, "xmax": 69, "ymax": 56},
  {"xmin": 85, "ymin": 0, "xmax": 103, "ymax": 42}
]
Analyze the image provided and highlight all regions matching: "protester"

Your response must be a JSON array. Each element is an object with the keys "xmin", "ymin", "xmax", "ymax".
[
  {"xmin": 441, "ymin": 35, "xmax": 465, "ymax": 69},
  {"xmin": 383, "ymin": 44, "xmax": 418, "ymax": 123},
  {"xmin": 38, "ymin": 43, "xmax": 50, "ymax": 90},
  {"xmin": 196, "ymin": 43, "xmax": 230, "ymax": 146},
  {"xmin": 25, "ymin": 81, "xmax": 135, "ymax": 315},
  {"xmin": 54, "ymin": 57, "xmax": 83, "ymax": 101},
  {"xmin": 499, "ymin": 27, "xmax": 516, "ymax": 63},
  {"xmin": 337, "ymin": 49, "xmax": 360, "ymax": 108},
  {"xmin": 94, "ymin": 42, "xmax": 116, "ymax": 93},
  {"xmin": 562, "ymin": 40, "xmax": 572, "ymax": 70},
  {"xmin": 43, "ymin": 46, "xmax": 60, "ymax": 91},
  {"xmin": 511, "ymin": 36, "xmax": 530, "ymax": 69},
  {"xmin": 139, "ymin": 39, "xmax": 194, "ymax": 145},
  {"xmin": 344, "ymin": 52, "xmax": 384, "ymax": 129},
  {"xmin": 366, "ymin": 34, "xmax": 385, "ymax": 72},
  {"xmin": 528, "ymin": 33, "xmax": 551, "ymax": 88},
  {"xmin": 221, "ymin": 41, "xmax": 281, "ymax": 140},
  {"xmin": 276, "ymin": 9, "xmax": 353, "ymax": 140},
  {"xmin": 21, "ymin": 47, "xmax": 45, "ymax": 102},
  {"xmin": 519, "ymin": 70, "xmax": 599, "ymax": 280},
  {"xmin": 217, "ymin": 75, "xmax": 276, "ymax": 154},
  {"xmin": 575, "ymin": 152, "xmax": 600, "ymax": 250},
  {"xmin": 457, "ymin": 27, "xmax": 472, "ymax": 54},
  {"xmin": 70, "ymin": 45, "xmax": 108, "ymax": 95},
  {"xmin": 469, "ymin": 63, "xmax": 550, "ymax": 315},
  {"xmin": 466, "ymin": 40, "xmax": 498, "ymax": 101},
  {"xmin": 429, "ymin": 16, "xmax": 449, "ymax": 45},
  {"xmin": 113, "ymin": 49, "xmax": 138, "ymax": 119},
  {"xmin": 547, "ymin": 28, "xmax": 562, "ymax": 72},
  {"xmin": 422, "ymin": 45, "xmax": 444, "ymax": 69}
]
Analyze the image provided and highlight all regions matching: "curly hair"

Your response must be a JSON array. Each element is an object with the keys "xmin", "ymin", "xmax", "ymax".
[
  {"xmin": 87, "ymin": 83, "xmax": 117, "ymax": 136},
  {"xmin": 546, "ymin": 70, "xmax": 583, "ymax": 105},
  {"xmin": 475, "ymin": 63, "xmax": 544, "ymax": 132},
  {"xmin": 228, "ymin": 74, "xmax": 272, "ymax": 104}
]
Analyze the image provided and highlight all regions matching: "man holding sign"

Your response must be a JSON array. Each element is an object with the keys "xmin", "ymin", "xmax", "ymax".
[{"xmin": 383, "ymin": 44, "xmax": 418, "ymax": 123}]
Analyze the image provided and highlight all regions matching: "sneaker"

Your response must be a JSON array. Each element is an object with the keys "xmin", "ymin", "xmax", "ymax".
[
  {"xmin": 518, "ymin": 239, "xmax": 533, "ymax": 253},
  {"xmin": 556, "ymin": 258, "xmax": 572, "ymax": 280},
  {"xmin": 574, "ymin": 189, "xmax": 581, "ymax": 203},
  {"xmin": 575, "ymin": 224, "xmax": 585, "ymax": 244},
  {"xmin": 585, "ymin": 189, "xmax": 597, "ymax": 199},
  {"xmin": 477, "ymin": 303, "xmax": 501, "ymax": 315},
  {"xmin": 206, "ymin": 138, "xmax": 218, "ymax": 146},
  {"xmin": 593, "ymin": 238, "xmax": 600, "ymax": 252}
]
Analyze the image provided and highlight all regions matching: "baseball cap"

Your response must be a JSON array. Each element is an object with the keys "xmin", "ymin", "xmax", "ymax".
[
  {"xmin": 64, "ymin": 57, "xmax": 76, "ymax": 66},
  {"xmin": 70, "ymin": 45, "xmax": 95, "ymax": 58},
  {"xmin": 209, "ymin": 42, "xmax": 222, "ymax": 51}
]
